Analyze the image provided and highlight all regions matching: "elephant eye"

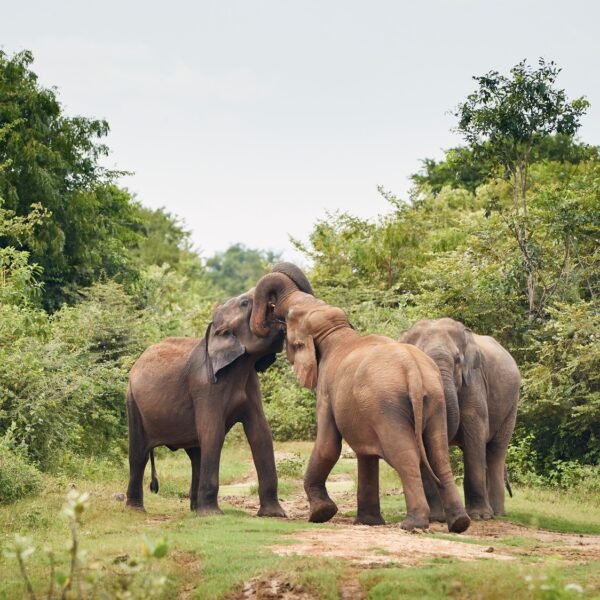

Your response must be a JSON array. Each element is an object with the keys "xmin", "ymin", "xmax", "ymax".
[
  {"xmin": 293, "ymin": 341, "xmax": 304, "ymax": 350},
  {"xmin": 240, "ymin": 299, "xmax": 250, "ymax": 308}
]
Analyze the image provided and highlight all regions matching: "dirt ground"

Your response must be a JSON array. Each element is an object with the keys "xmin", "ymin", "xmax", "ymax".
[
  {"xmin": 222, "ymin": 483, "xmax": 600, "ymax": 568},
  {"xmin": 219, "ymin": 464, "xmax": 600, "ymax": 600}
]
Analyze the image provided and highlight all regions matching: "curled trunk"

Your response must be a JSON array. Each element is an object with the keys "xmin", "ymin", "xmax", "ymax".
[{"xmin": 251, "ymin": 268, "xmax": 313, "ymax": 337}]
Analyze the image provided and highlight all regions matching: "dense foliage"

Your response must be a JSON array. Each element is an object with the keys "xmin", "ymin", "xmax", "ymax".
[{"xmin": 1, "ymin": 52, "xmax": 598, "ymax": 502}]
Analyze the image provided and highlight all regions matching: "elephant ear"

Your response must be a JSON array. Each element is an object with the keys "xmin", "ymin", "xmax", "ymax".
[
  {"xmin": 287, "ymin": 335, "xmax": 318, "ymax": 390},
  {"xmin": 254, "ymin": 353, "xmax": 277, "ymax": 372},
  {"xmin": 206, "ymin": 322, "xmax": 246, "ymax": 383},
  {"xmin": 462, "ymin": 330, "xmax": 482, "ymax": 386}
]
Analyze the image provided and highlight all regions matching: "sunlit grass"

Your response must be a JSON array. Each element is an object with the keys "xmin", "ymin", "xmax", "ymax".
[{"xmin": 2, "ymin": 441, "xmax": 600, "ymax": 598}]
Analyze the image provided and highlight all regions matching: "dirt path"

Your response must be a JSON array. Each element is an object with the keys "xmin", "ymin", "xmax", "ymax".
[{"xmin": 221, "ymin": 484, "xmax": 600, "ymax": 567}]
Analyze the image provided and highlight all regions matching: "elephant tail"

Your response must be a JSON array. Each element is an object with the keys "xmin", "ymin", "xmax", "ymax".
[
  {"xmin": 149, "ymin": 449, "xmax": 159, "ymax": 494},
  {"xmin": 407, "ymin": 365, "xmax": 441, "ymax": 487},
  {"xmin": 504, "ymin": 465, "xmax": 513, "ymax": 498}
]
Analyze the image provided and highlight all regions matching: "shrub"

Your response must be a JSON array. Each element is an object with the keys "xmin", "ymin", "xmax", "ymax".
[
  {"xmin": 259, "ymin": 361, "xmax": 316, "ymax": 441},
  {"xmin": 0, "ymin": 428, "xmax": 42, "ymax": 504}
]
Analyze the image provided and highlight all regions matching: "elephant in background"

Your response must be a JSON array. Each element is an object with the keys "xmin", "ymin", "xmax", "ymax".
[
  {"xmin": 126, "ymin": 262, "xmax": 313, "ymax": 516},
  {"xmin": 399, "ymin": 318, "xmax": 520, "ymax": 520},
  {"xmin": 250, "ymin": 273, "xmax": 471, "ymax": 533}
]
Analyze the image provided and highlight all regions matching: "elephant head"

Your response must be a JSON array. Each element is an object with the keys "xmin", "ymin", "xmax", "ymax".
[
  {"xmin": 205, "ymin": 291, "xmax": 285, "ymax": 382},
  {"xmin": 206, "ymin": 262, "xmax": 314, "ymax": 381},
  {"xmin": 399, "ymin": 318, "xmax": 482, "ymax": 437},
  {"xmin": 285, "ymin": 303, "xmax": 348, "ymax": 390},
  {"xmin": 250, "ymin": 263, "xmax": 314, "ymax": 337}
]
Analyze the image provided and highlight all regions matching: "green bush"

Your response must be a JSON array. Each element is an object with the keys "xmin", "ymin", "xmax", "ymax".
[
  {"xmin": 259, "ymin": 361, "xmax": 316, "ymax": 441},
  {"xmin": 0, "ymin": 428, "xmax": 42, "ymax": 504}
]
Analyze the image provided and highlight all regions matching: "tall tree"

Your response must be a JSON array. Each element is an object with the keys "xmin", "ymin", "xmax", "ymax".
[
  {"xmin": 453, "ymin": 58, "xmax": 589, "ymax": 319},
  {"xmin": 206, "ymin": 244, "xmax": 280, "ymax": 297},
  {"xmin": 0, "ymin": 50, "xmax": 139, "ymax": 308}
]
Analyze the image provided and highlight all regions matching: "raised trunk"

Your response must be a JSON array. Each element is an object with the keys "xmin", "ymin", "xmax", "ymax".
[{"xmin": 250, "ymin": 272, "xmax": 307, "ymax": 337}]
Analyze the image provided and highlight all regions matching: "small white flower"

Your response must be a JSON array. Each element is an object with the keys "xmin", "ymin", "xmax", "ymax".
[{"xmin": 565, "ymin": 583, "xmax": 584, "ymax": 594}]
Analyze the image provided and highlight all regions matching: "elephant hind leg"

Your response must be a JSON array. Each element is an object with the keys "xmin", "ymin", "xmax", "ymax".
[
  {"xmin": 379, "ymin": 422, "xmax": 430, "ymax": 531},
  {"xmin": 126, "ymin": 393, "xmax": 150, "ymax": 510},
  {"xmin": 421, "ymin": 463, "xmax": 444, "ymax": 522},
  {"xmin": 185, "ymin": 447, "xmax": 201, "ymax": 512}
]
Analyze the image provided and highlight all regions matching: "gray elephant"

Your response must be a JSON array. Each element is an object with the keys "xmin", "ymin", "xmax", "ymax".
[
  {"xmin": 399, "ymin": 318, "xmax": 520, "ymax": 520},
  {"xmin": 125, "ymin": 263, "xmax": 312, "ymax": 516}
]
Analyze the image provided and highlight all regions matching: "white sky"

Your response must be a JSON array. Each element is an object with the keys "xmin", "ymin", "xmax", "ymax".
[{"xmin": 2, "ymin": 0, "xmax": 599, "ymax": 262}]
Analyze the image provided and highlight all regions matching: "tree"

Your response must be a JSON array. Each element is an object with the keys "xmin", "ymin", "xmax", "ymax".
[
  {"xmin": 411, "ymin": 136, "xmax": 598, "ymax": 196},
  {"xmin": 453, "ymin": 58, "xmax": 590, "ymax": 319},
  {"xmin": 206, "ymin": 244, "xmax": 280, "ymax": 297},
  {"xmin": 0, "ymin": 50, "xmax": 140, "ymax": 308}
]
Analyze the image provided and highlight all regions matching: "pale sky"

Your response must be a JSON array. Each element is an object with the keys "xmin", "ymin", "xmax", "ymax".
[{"xmin": 2, "ymin": 0, "xmax": 599, "ymax": 262}]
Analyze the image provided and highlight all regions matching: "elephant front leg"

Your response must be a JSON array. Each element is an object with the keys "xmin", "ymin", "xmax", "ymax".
[
  {"xmin": 243, "ymin": 409, "xmax": 286, "ymax": 518},
  {"xmin": 304, "ymin": 412, "xmax": 342, "ymax": 523},
  {"xmin": 355, "ymin": 455, "xmax": 385, "ymax": 525},
  {"xmin": 196, "ymin": 425, "xmax": 226, "ymax": 516},
  {"xmin": 462, "ymin": 429, "xmax": 494, "ymax": 520}
]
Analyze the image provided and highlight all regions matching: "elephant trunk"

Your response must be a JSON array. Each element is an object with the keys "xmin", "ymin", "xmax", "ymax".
[
  {"xmin": 440, "ymin": 370, "xmax": 460, "ymax": 442},
  {"xmin": 250, "ymin": 272, "xmax": 310, "ymax": 337}
]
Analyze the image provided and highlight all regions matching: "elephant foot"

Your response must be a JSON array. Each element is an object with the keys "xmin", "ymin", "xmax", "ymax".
[
  {"xmin": 308, "ymin": 499, "xmax": 338, "ymax": 523},
  {"xmin": 126, "ymin": 500, "xmax": 146, "ymax": 512},
  {"xmin": 429, "ymin": 510, "xmax": 446, "ymax": 523},
  {"xmin": 257, "ymin": 502, "xmax": 287, "ymax": 518},
  {"xmin": 196, "ymin": 506, "xmax": 224, "ymax": 517},
  {"xmin": 354, "ymin": 513, "xmax": 385, "ymax": 526},
  {"xmin": 400, "ymin": 513, "xmax": 429, "ymax": 532},
  {"xmin": 447, "ymin": 511, "xmax": 471, "ymax": 534},
  {"xmin": 467, "ymin": 505, "xmax": 494, "ymax": 520}
]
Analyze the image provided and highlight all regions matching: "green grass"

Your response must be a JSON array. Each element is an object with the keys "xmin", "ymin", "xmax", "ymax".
[
  {"xmin": 500, "ymin": 486, "xmax": 600, "ymax": 534},
  {"xmin": 1, "ymin": 442, "xmax": 600, "ymax": 599},
  {"xmin": 360, "ymin": 560, "xmax": 600, "ymax": 599}
]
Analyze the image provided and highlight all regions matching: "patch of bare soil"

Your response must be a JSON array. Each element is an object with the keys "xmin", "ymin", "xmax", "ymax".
[
  {"xmin": 270, "ymin": 525, "xmax": 515, "ymax": 566},
  {"xmin": 221, "ymin": 485, "xmax": 600, "ymax": 566},
  {"xmin": 173, "ymin": 551, "xmax": 202, "ymax": 600},
  {"xmin": 231, "ymin": 575, "xmax": 316, "ymax": 599}
]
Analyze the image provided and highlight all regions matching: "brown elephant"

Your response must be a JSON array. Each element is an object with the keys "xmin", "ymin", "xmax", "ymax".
[
  {"xmin": 399, "ymin": 318, "xmax": 520, "ymax": 520},
  {"xmin": 125, "ymin": 263, "xmax": 312, "ymax": 516},
  {"xmin": 250, "ymin": 274, "xmax": 471, "ymax": 533}
]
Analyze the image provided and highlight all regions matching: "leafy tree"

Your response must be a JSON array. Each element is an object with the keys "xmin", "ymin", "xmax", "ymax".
[
  {"xmin": 0, "ymin": 50, "xmax": 140, "ymax": 308},
  {"xmin": 411, "ymin": 135, "xmax": 598, "ymax": 196},
  {"xmin": 454, "ymin": 58, "xmax": 590, "ymax": 319},
  {"xmin": 206, "ymin": 243, "xmax": 280, "ymax": 297}
]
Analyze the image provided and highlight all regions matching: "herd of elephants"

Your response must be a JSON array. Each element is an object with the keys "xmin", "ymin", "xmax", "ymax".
[{"xmin": 125, "ymin": 263, "xmax": 520, "ymax": 534}]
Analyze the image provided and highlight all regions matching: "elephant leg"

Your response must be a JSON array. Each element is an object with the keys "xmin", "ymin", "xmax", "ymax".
[
  {"xmin": 125, "ymin": 399, "xmax": 149, "ymax": 510},
  {"xmin": 185, "ymin": 448, "xmax": 201, "ymax": 512},
  {"xmin": 422, "ymin": 416, "xmax": 470, "ymax": 533},
  {"xmin": 355, "ymin": 455, "xmax": 384, "ymax": 525},
  {"xmin": 462, "ymin": 426, "xmax": 493, "ymax": 520},
  {"xmin": 242, "ymin": 408, "xmax": 286, "ymax": 518},
  {"xmin": 196, "ymin": 423, "xmax": 226, "ymax": 516},
  {"xmin": 304, "ymin": 409, "xmax": 342, "ymax": 523},
  {"xmin": 421, "ymin": 463, "xmax": 444, "ymax": 522},
  {"xmin": 379, "ymin": 421, "xmax": 430, "ymax": 531},
  {"xmin": 487, "ymin": 406, "xmax": 516, "ymax": 516}
]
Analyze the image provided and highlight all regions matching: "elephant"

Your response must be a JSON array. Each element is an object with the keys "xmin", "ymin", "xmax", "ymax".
[
  {"xmin": 249, "ymin": 273, "xmax": 471, "ymax": 533},
  {"xmin": 399, "ymin": 318, "xmax": 520, "ymax": 520},
  {"xmin": 125, "ymin": 262, "xmax": 313, "ymax": 516}
]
